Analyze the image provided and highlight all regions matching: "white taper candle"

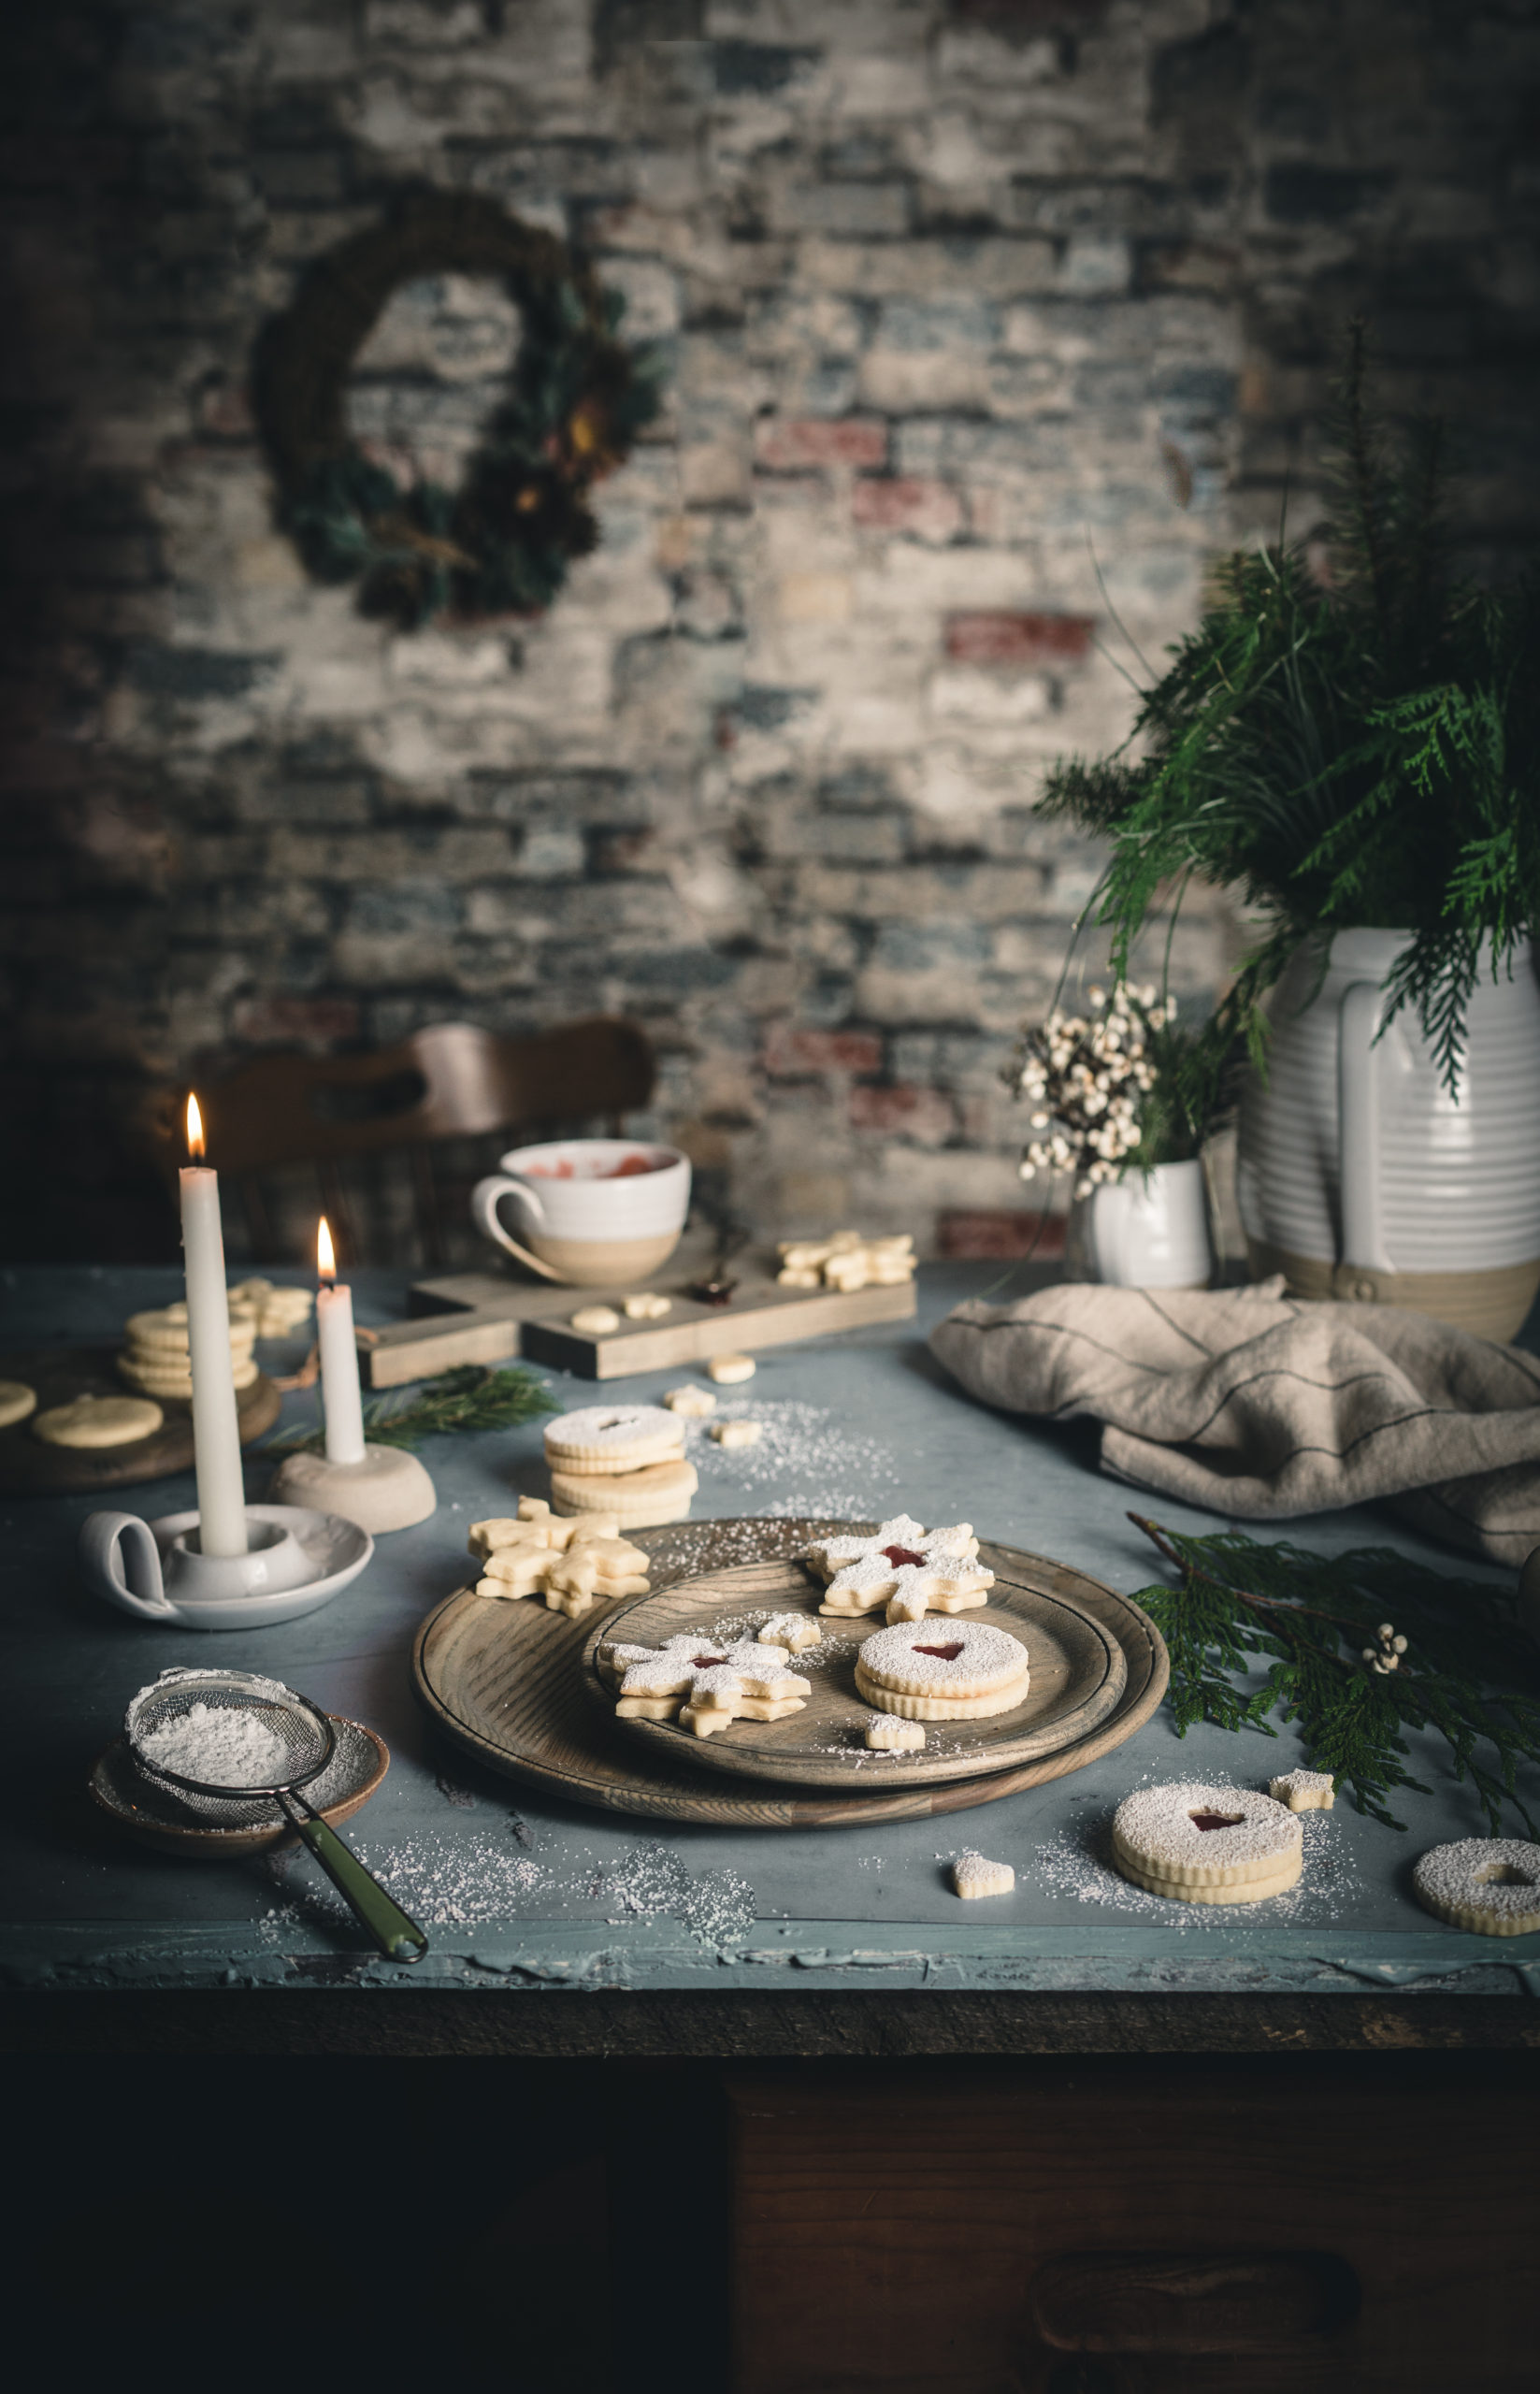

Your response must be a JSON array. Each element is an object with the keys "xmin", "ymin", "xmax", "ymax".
[
  {"xmin": 316, "ymin": 1215, "xmax": 367, "ymax": 1465},
  {"xmin": 180, "ymin": 1093, "xmax": 249, "ymax": 1557}
]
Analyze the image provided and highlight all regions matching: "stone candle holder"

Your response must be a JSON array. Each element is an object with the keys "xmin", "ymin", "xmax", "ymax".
[{"xmin": 268, "ymin": 1442, "xmax": 437, "ymax": 1535}]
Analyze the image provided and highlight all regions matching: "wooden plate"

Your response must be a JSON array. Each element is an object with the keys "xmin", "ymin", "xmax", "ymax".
[
  {"xmin": 0, "ymin": 1346, "xmax": 281, "ymax": 1496},
  {"xmin": 583, "ymin": 1557, "xmax": 1126, "ymax": 1789},
  {"xmin": 88, "ymin": 1713, "xmax": 388, "ymax": 1857},
  {"xmin": 411, "ymin": 1519, "xmax": 1169, "ymax": 1829}
]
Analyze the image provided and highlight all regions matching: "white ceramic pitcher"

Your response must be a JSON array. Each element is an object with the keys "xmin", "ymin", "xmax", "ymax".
[{"xmin": 1236, "ymin": 929, "xmax": 1540, "ymax": 1338}]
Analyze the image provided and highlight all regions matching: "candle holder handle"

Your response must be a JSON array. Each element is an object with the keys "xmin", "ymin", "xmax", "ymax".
[
  {"xmin": 278, "ymin": 1790, "xmax": 427, "ymax": 1963},
  {"xmin": 79, "ymin": 1513, "xmax": 173, "ymax": 1619}
]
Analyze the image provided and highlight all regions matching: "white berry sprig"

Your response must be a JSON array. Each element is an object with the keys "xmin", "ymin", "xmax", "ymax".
[
  {"xmin": 1361, "ymin": 1621, "xmax": 1409, "ymax": 1676},
  {"xmin": 1005, "ymin": 981, "xmax": 1173, "ymax": 1200}
]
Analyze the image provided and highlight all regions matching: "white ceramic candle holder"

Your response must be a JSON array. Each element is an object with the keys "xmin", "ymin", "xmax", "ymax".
[
  {"xmin": 267, "ymin": 1442, "xmax": 437, "ymax": 1535},
  {"xmin": 78, "ymin": 1501, "xmax": 373, "ymax": 1630}
]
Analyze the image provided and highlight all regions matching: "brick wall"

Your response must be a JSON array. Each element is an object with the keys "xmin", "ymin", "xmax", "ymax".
[{"xmin": 4, "ymin": 0, "xmax": 1537, "ymax": 1262}]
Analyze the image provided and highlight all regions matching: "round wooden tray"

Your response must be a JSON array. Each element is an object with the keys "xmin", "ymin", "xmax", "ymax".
[
  {"xmin": 583, "ymin": 1557, "xmax": 1126, "ymax": 1788},
  {"xmin": 411, "ymin": 1518, "xmax": 1170, "ymax": 1829},
  {"xmin": 0, "ymin": 1346, "xmax": 281, "ymax": 1496}
]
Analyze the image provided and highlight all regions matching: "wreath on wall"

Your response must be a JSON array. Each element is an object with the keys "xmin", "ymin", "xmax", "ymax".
[{"xmin": 253, "ymin": 191, "xmax": 666, "ymax": 631}]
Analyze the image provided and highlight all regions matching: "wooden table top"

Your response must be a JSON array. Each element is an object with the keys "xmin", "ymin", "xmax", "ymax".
[{"xmin": 2, "ymin": 1262, "xmax": 1535, "ymax": 2051}]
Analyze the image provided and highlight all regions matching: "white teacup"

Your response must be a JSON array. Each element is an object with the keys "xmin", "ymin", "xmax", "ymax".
[{"xmin": 471, "ymin": 1139, "xmax": 691, "ymax": 1286}]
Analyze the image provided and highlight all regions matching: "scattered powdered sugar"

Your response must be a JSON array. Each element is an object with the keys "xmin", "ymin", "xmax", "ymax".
[
  {"xmin": 261, "ymin": 1821, "xmax": 757, "ymax": 1947},
  {"xmin": 137, "ymin": 1701, "xmax": 289, "ymax": 1789},
  {"xmin": 678, "ymin": 1398, "xmax": 900, "ymax": 1518}
]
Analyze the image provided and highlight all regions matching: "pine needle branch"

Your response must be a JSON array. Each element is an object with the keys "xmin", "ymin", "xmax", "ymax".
[
  {"xmin": 1128, "ymin": 1512, "xmax": 1540, "ymax": 1834},
  {"xmin": 265, "ymin": 1363, "xmax": 559, "ymax": 1456}
]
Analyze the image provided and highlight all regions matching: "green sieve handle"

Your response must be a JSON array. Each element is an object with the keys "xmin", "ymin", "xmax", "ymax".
[{"xmin": 281, "ymin": 1793, "xmax": 428, "ymax": 1964}]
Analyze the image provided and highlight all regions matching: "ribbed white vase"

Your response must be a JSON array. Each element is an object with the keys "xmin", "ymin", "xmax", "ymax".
[{"xmin": 1236, "ymin": 928, "xmax": 1540, "ymax": 1339}]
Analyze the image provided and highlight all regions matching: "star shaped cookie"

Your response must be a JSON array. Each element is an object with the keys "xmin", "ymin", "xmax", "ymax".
[{"xmin": 800, "ymin": 1514, "xmax": 993, "ymax": 1621}]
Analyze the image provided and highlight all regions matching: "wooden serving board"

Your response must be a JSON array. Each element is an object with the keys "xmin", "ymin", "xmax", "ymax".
[
  {"xmin": 0, "ymin": 1347, "xmax": 281, "ymax": 1497},
  {"xmin": 383, "ymin": 1232, "xmax": 916, "ymax": 1386},
  {"xmin": 583, "ymin": 1559, "xmax": 1126, "ymax": 1790},
  {"xmin": 411, "ymin": 1519, "xmax": 1169, "ymax": 1829}
]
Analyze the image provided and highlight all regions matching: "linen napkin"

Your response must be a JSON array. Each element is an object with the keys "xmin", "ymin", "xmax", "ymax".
[{"xmin": 929, "ymin": 1276, "xmax": 1540, "ymax": 1565}]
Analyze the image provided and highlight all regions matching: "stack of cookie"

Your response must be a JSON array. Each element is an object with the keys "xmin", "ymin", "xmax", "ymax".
[
  {"xmin": 118, "ymin": 1304, "xmax": 260, "ymax": 1404},
  {"xmin": 544, "ymin": 1405, "xmax": 698, "ymax": 1530}
]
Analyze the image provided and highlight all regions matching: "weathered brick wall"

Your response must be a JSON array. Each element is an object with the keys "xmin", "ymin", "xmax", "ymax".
[{"xmin": 4, "ymin": 1, "xmax": 1537, "ymax": 1261}]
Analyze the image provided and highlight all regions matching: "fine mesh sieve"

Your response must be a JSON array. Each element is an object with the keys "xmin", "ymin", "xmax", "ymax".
[{"xmin": 124, "ymin": 1667, "xmax": 426, "ymax": 1964}]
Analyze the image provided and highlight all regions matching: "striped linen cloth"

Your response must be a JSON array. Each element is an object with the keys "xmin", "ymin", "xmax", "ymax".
[{"xmin": 930, "ymin": 1276, "xmax": 1540, "ymax": 1565}]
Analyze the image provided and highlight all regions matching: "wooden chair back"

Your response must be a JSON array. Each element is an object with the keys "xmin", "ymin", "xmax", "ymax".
[{"xmin": 152, "ymin": 1017, "xmax": 656, "ymax": 1265}]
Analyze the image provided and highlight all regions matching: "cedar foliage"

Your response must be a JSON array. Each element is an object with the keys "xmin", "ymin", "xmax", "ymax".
[
  {"xmin": 267, "ymin": 1363, "xmax": 559, "ymax": 1455},
  {"xmin": 1130, "ymin": 1513, "xmax": 1540, "ymax": 1833},
  {"xmin": 1038, "ymin": 323, "xmax": 1540, "ymax": 1092}
]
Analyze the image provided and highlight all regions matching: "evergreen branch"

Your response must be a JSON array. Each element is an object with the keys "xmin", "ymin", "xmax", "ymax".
[
  {"xmin": 265, "ymin": 1363, "xmax": 559, "ymax": 1456},
  {"xmin": 1128, "ymin": 1513, "xmax": 1540, "ymax": 1834}
]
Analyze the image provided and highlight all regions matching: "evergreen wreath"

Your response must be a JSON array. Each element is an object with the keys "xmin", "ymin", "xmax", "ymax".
[{"xmin": 253, "ymin": 190, "xmax": 666, "ymax": 631}]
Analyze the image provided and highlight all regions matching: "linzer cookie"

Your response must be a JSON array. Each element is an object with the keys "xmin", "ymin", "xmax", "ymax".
[
  {"xmin": 801, "ymin": 1515, "xmax": 993, "ymax": 1621},
  {"xmin": 854, "ymin": 1618, "xmax": 1030, "ymax": 1721},
  {"xmin": 1111, "ymin": 1783, "xmax": 1303, "ymax": 1905},
  {"xmin": 545, "ymin": 1405, "xmax": 684, "ymax": 1473},
  {"xmin": 34, "ymin": 1393, "xmax": 164, "ymax": 1449}
]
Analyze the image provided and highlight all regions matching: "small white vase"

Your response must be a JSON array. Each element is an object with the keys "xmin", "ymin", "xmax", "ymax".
[
  {"xmin": 1236, "ymin": 929, "xmax": 1540, "ymax": 1339},
  {"xmin": 1067, "ymin": 1159, "xmax": 1213, "ymax": 1289}
]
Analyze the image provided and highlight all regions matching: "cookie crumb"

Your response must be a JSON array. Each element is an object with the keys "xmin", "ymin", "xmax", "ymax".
[
  {"xmin": 710, "ymin": 1419, "xmax": 762, "ymax": 1449},
  {"xmin": 569, "ymin": 1305, "xmax": 621, "ymax": 1334},
  {"xmin": 708, "ymin": 1353, "xmax": 756, "ymax": 1385},
  {"xmin": 951, "ymin": 1853, "xmax": 1014, "ymax": 1898},
  {"xmin": 663, "ymin": 1384, "xmax": 715, "ymax": 1417},
  {"xmin": 1268, "ymin": 1768, "xmax": 1335, "ymax": 1812}
]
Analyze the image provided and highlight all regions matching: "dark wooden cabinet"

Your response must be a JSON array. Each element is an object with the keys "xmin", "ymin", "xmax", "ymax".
[{"xmin": 727, "ymin": 2056, "xmax": 1540, "ymax": 2392}]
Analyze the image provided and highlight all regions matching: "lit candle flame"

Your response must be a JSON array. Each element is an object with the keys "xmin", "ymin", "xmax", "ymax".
[
  {"xmin": 185, "ymin": 1092, "xmax": 205, "ymax": 1161},
  {"xmin": 317, "ymin": 1215, "xmax": 337, "ymax": 1282}
]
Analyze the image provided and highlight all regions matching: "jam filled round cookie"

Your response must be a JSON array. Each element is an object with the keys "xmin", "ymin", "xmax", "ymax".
[
  {"xmin": 543, "ymin": 1404, "xmax": 684, "ymax": 1474},
  {"xmin": 1112, "ymin": 1782, "xmax": 1303, "ymax": 1904},
  {"xmin": 854, "ymin": 1618, "xmax": 1030, "ymax": 1721},
  {"xmin": 1412, "ymin": 1839, "xmax": 1540, "ymax": 1937}
]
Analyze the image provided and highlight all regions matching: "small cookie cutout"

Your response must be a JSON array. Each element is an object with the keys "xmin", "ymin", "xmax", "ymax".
[
  {"xmin": 1269, "ymin": 1768, "xmax": 1335, "ymax": 1812},
  {"xmin": 758, "ymin": 1611, "xmax": 820, "ymax": 1653},
  {"xmin": 710, "ymin": 1419, "xmax": 762, "ymax": 1449},
  {"xmin": 951, "ymin": 1853, "xmax": 1015, "ymax": 1899},
  {"xmin": 34, "ymin": 1393, "xmax": 165, "ymax": 1449},
  {"xmin": 569, "ymin": 1305, "xmax": 622, "ymax": 1334},
  {"xmin": 623, "ymin": 1291, "xmax": 671, "ymax": 1320},
  {"xmin": 0, "ymin": 1380, "xmax": 37, "ymax": 1430},
  {"xmin": 663, "ymin": 1384, "xmax": 715, "ymax": 1417},
  {"xmin": 865, "ymin": 1715, "xmax": 924, "ymax": 1752},
  {"xmin": 1413, "ymin": 1839, "xmax": 1540, "ymax": 1938},
  {"xmin": 707, "ymin": 1353, "xmax": 755, "ymax": 1384}
]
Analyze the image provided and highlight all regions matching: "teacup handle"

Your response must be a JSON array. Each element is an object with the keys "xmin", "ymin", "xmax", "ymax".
[
  {"xmin": 469, "ymin": 1174, "xmax": 566, "ymax": 1282},
  {"xmin": 79, "ymin": 1512, "xmax": 174, "ymax": 1620}
]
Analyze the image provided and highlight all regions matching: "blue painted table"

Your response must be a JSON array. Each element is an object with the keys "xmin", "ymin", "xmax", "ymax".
[{"xmin": 3, "ymin": 1263, "xmax": 1536, "ymax": 2032}]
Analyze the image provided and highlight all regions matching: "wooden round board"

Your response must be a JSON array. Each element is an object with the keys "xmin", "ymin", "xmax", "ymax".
[
  {"xmin": 0, "ymin": 1347, "xmax": 281, "ymax": 1496},
  {"xmin": 411, "ymin": 1519, "xmax": 1170, "ymax": 1829},
  {"xmin": 89, "ymin": 1714, "xmax": 388, "ymax": 1857},
  {"xmin": 583, "ymin": 1558, "xmax": 1126, "ymax": 1789}
]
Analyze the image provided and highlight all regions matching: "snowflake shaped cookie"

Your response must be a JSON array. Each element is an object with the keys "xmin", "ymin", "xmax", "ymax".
[
  {"xmin": 800, "ymin": 1514, "xmax": 993, "ymax": 1621},
  {"xmin": 611, "ymin": 1632, "xmax": 811, "ymax": 1738},
  {"xmin": 470, "ymin": 1501, "xmax": 650, "ymax": 1618}
]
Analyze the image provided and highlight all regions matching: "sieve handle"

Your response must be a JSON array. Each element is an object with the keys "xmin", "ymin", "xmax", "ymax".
[{"xmin": 281, "ymin": 1793, "xmax": 428, "ymax": 1964}]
